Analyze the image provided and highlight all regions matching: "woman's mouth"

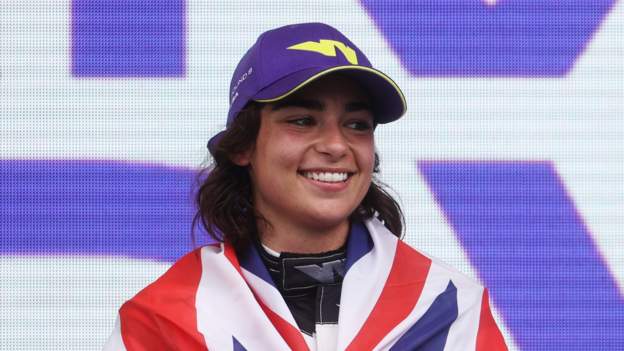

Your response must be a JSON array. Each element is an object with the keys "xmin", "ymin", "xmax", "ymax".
[{"xmin": 299, "ymin": 171, "xmax": 352, "ymax": 183}]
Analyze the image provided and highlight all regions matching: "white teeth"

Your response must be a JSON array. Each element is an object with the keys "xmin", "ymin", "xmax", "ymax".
[{"xmin": 303, "ymin": 172, "xmax": 349, "ymax": 183}]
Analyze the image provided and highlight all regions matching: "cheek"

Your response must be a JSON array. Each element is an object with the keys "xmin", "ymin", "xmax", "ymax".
[
  {"xmin": 366, "ymin": 150, "xmax": 375, "ymax": 173},
  {"xmin": 268, "ymin": 137, "xmax": 298, "ymax": 163},
  {"xmin": 357, "ymin": 139, "xmax": 376, "ymax": 173},
  {"xmin": 253, "ymin": 134, "xmax": 301, "ymax": 174}
]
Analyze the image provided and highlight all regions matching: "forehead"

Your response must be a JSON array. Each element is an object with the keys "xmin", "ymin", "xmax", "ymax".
[{"xmin": 285, "ymin": 74, "xmax": 371, "ymax": 102}]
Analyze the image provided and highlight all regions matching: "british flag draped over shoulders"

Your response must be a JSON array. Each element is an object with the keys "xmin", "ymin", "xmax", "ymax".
[{"xmin": 103, "ymin": 218, "xmax": 507, "ymax": 350}]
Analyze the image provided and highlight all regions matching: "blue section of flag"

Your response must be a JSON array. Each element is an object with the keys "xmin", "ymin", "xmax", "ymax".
[
  {"xmin": 390, "ymin": 281, "xmax": 457, "ymax": 351},
  {"xmin": 72, "ymin": 0, "xmax": 185, "ymax": 77},
  {"xmin": 345, "ymin": 221, "xmax": 374, "ymax": 272},
  {"xmin": 232, "ymin": 336, "xmax": 247, "ymax": 351},
  {"xmin": 239, "ymin": 241, "xmax": 276, "ymax": 287},
  {"xmin": 360, "ymin": 0, "xmax": 615, "ymax": 76},
  {"xmin": 0, "ymin": 160, "xmax": 209, "ymax": 262},
  {"xmin": 418, "ymin": 161, "xmax": 624, "ymax": 350}
]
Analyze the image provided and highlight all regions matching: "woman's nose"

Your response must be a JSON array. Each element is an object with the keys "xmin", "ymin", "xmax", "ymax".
[{"xmin": 315, "ymin": 122, "xmax": 348, "ymax": 159}]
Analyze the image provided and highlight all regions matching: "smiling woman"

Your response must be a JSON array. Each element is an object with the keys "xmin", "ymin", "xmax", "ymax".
[
  {"xmin": 194, "ymin": 77, "xmax": 404, "ymax": 256},
  {"xmin": 233, "ymin": 75, "xmax": 377, "ymax": 254},
  {"xmin": 103, "ymin": 23, "xmax": 508, "ymax": 351}
]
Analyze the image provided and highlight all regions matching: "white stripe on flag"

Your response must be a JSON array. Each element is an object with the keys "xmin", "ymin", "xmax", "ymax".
[
  {"xmin": 336, "ymin": 220, "xmax": 398, "ymax": 350},
  {"xmin": 432, "ymin": 259, "xmax": 484, "ymax": 351},
  {"xmin": 241, "ymin": 266, "xmax": 299, "ymax": 326},
  {"xmin": 196, "ymin": 245, "xmax": 290, "ymax": 350}
]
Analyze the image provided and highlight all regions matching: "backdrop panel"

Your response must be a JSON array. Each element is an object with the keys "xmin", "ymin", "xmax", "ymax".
[{"xmin": 1, "ymin": 1, "xmax": 622, "ymax": 350}]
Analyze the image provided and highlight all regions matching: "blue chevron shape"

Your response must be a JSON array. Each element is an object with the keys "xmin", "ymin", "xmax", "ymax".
[
  {"xmin": 72, "ymin": 0, "xmax": 185, "ymax": 77},
  {"xmin": 360, "ymin": 0, "xmax": 616, "ymax": 76},
  {"xmin": 0, "ymin": 160, "xmax": 209, "ymax": 262},
  {"xmin": 418, "ymin": 161, "xmax": 624, "ymax": 350}
]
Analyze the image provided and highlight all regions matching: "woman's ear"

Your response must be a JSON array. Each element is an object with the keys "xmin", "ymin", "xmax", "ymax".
[{"xmin": 230, "ymin": 149, "xmax": 252, "ymax": 166}]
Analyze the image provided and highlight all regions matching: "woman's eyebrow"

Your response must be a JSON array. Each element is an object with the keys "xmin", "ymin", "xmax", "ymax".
[
  {"xmin": 270, "ymin": 99, "xmax": 372, "ymax": 113},
  {"xmin": 345, "ymin": 101, "xmax": 373, "ymax": 113},
  {"xmin": 270, "ymin": 99, "xmax": 323, "ymax": 111}
]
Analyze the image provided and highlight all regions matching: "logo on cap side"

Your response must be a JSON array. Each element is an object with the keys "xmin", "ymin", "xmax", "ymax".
[
  {"xmin": 287, "ymin": 39, "xmax": 358, "ymax": 65},
  {"xmin": 230, "ymin": 67, "xmax": 254, "ymax": 105}
]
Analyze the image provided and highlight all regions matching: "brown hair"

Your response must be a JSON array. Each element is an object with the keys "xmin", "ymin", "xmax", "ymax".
[{"xmin": 192, "ymin": 102, "xmax": 404, "ymax": 253}]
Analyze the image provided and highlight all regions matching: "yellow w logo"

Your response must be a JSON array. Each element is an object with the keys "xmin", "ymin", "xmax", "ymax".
[{"xmin": 287, "ymin": 39, "xmax": 358, "ymax": 65}]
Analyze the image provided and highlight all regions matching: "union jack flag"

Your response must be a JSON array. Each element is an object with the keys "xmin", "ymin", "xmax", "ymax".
[{"xmin": 103, "ymin": 219, "xmax": 507, "ymax": 350}]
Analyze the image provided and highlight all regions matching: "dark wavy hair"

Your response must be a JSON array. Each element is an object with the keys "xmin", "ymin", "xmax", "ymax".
[{"xmin": 192, "ymin": 102, "xmax": 404, "ymax": 253}]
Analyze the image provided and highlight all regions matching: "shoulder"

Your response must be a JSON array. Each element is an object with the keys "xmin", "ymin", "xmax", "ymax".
[
  {"xmin": 364, "ymin": 217, "xmax": 484, "ymax": 294},
  {"xmin": 123, "ymin": 242, "xmax": 238, "ymax": 309},
  {"xmin": 113, "ymin": 246, "xmax": 220, "ymax": 350},
  {"xmin": 420, "ymin": 248, "xmax": 484, "ymax": 293},
  {"xmin": 364, "ymin": 218, "xmax": 508, "ymax": 350},
  {"xmin": 129, "ymin": 247, "xmax": 206, "ymax": 305},
  {"xmin": 118, "ymin": 247, "xmax": 206, "ymax": 329}
]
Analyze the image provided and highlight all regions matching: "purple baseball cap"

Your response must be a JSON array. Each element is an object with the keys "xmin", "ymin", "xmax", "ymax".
[{"xmin": 208, "ymin": 22, "xmax": 407, "ymax": 154}]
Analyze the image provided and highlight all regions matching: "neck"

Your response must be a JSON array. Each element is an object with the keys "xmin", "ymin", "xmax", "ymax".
[{"xmin": 258, "ymin": 219, "xmax": 349, "ymax": 254}]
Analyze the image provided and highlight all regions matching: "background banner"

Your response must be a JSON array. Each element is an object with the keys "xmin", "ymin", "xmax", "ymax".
[{"xmin": 1, "ymin": 1, "xmax": 622, "ymax": 350}]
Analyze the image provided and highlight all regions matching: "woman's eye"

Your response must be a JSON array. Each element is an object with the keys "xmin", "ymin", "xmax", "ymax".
[
  {"xmin": 288, "ymin": 116, "xmax": 314, "ymax": 126},
  {"xmin": 346, "ymin": 120, "xmax": 373, "ymax": 131}
]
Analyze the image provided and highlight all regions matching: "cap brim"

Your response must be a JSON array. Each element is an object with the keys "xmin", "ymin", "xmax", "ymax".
[{"xmin": 253, "ymin": 66, "xmax": 406, "ymax": 124}]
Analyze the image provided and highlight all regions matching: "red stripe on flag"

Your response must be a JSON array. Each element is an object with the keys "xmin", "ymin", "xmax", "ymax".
[
  {"xmin": 225, "ymin": 243, "xmax": 309, "ymax": 350},
  {"xmin": 476, "ymin": 289, "xmax": 508, "ymax": 350},
  {"xmin": 346, "ymin": 242, "xmax": 432, "ymax": 350},
  {"xmin": 257, "ymin": 298, "xmax": 310, "ymax": 351},
  {"xmin": 223, "ymin": 243, "xmax": 243, "ymax": 274},
  {"xmin": 119, "ymin": 249, "xmax": 209, "ymax": 350}
]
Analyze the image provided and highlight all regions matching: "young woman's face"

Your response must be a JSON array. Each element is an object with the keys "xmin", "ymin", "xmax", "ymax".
[{"xmin": 239, "ymin": 74, "xmax": 375, "ymax": 235}]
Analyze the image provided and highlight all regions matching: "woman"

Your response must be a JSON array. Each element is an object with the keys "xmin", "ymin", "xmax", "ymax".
[{"xmin": 104, "ymin": 23, "xmax": 507, "ymax": 351}]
